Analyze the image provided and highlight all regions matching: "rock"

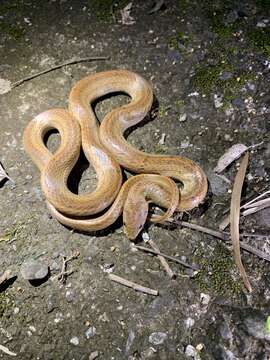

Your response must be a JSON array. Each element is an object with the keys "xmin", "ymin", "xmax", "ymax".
[
  {"xmin": 65, "ymin": 289, "xmax": 76, "ymax": 303},
  {"xmin": 70, "ymin": 336, "xmax": 79, "ymax": 346},
  {"xmin": 219, "ymin": 71, "xmax": 233, "ymax": 81},
  {"xmin": 179, "ymin": 113, "xmax": 187, "ymax": 122},
  {"xmin": 232, "ymin": 98, "xmax": 245, "ymax": 109},
  {"xmin": 224, "ymin": 10, "xmax": 239, "ymax": 24},
  {"xmin": 214, "ymin": 94, "xmax": 223, "ymax": 108},
  {"xmin": 20, "ymin": 260, "xmax": 48, "ymax": 280},
  {"xmin": 149, "ymin": 331, "xmax": 167, "ymax": 345},
  {"xmin": 89, "ymin": 351, "xmax": 99, "ymax": 360},
  {"xmin": 207, "ymin": 171, "xmax": 229, "ymax": 195},
  {"xmin": 85, "ymin": 326, "xmax": 96, "ymax": 339},
  {"xmin": 185, "ymin": 344, "xmax": 200, "ymax": 359}
]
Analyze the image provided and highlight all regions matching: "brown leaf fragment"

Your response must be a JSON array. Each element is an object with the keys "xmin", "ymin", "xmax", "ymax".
[
  {"xmin": 214, "ymin": 144, "xmax": 248, "ymax": 173},
  {"xmin": 230, "ymin": 152, "xmax": 252, "ymax": 292}
]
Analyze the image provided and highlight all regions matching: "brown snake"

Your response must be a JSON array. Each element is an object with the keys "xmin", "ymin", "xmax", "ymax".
[{"xmin": 23, "ymin": 70, "xmax": 208, "ymax": 239}]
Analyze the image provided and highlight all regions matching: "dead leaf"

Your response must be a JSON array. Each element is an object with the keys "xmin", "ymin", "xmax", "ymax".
[
  {"xmin": 0, "ymin": 78, "xmax": 12, "ymax": 95},
  {"xmin": 230, "ymin": 152, "xmax": 252, "ymax": 292},
  {"xmin": 214, "ymin": 144, "xmax": 248, "ymax": 173},
  {"xmin": 148, "ymin": 0, "xmax": 165, "ymax": 14},
  {"xmin": 120, "ymin": 2, "xmax": 135, "ymax": 25},
  {"xmin": 0, "ymin": 162, "xmax": 13, "ymax": 183}
]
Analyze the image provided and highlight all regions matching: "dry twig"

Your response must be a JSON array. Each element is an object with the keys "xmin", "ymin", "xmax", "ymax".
[
  {"xmin": 11, "ymin": 56, "xmax": 109, "ymax": 89},
  {"xmin": 109, "ymin": 274, "xmax": 158, "ymax": 296},
  {"xmin": 147, "ymin": 239, "xmax": 176, "ymax": 278},
  {"xmin": 52, "ymin": 250, "xmax": 80, "ymax": 283},
  {"xmin": 135, "ymin": 244, "xmax": 198, "ymax": 270},
  {"xmin": 230, "ymin": 153, "xmax": 252, "ymax": 292},
  {"xmin": 0, "ymin": 344, "xmax": 17, "ymax": 357},
  {"xmin": 169, "ymin": 220, "xmax": 270, "ymax": 262}
]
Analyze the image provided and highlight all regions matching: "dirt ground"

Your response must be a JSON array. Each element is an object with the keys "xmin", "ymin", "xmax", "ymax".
[{"xmin": 0, "ymin": 0, "xmax": 269, "ymax": 359}]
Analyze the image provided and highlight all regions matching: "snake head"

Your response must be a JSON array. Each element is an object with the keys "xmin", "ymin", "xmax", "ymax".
[{"xmin": 123, "ymin": 198, "xmax": 149, "ymax": 240}]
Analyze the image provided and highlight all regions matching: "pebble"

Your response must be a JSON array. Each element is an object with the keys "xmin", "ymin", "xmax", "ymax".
[
  {"xmin": 70, "ymin": 336, "xmax": 79, "ymax": 346},
  {"xmin": 89, "ymin": 351, "xmax": 99, "ymax": 360},
  {"xmin": 148, "ymin": 331, "xmax": 167, "ymax": 345},
  {"xmin": 214, "ymin": 94, "xmax": 223, "ymax": 109},
  {"xmin": 232, "ymin": 98, "xmax": 245, "ymax": 109},
  {"xmin": 185, "ymin": 344, "xmax": 198, "ymax": 358},
  {"xmin": 65, "ymin": 290, "xmax": 76, "ymax": 303},
  {"xmin": 85, "ymin": 326, "xmax": 96, "ymax": 339},
  {"xmin": 20, "ymin": 260, "xmax": 48, "ymax": 280},
  {"xmin": 219, "ymin": 71, "xmax": 233, "ymax": 81},
  {"xmin": 179, "ymin": 113, "xmax": 187, "ymax": 122}
]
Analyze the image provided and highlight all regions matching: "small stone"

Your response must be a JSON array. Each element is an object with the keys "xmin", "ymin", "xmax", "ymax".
[
  {"xmin": 14, "ymin": 307, "xmax": 20, "ymax": 314},
  {"xmin": 185, "ymin": 317, "xmax": 195, "ymax": 329},
  {"xmin": 148, "ymin": 332, "xmax": 167, "ymax": 345},
  {"xmin": 214, "ymin": 94, "xmax": 223, "ymax": 108},
  {"xmin": 21, "ymin": 260, "xmax": 48, "ymax": 280},
  {"xmin": 179, "ymin": 113, "xmax": 187, "ymax": 122},
  {"xmin": 256, "ymin": 21, "xmax": 267, "ymax": 28},
  {"xmin": 219, "ymin": 71, "xmax": 233, "ymax": 81},
  {"xmin": 200, "ymin": 293, "xmax": 210, "ymax": 306},
  {"xmin": 89, "ymin": 351, "xmax": 99, "ymax": 360},
  {"xmin": 85, "ymin": 326, "xmax": 96, "ymax": 339},
  {"xmin": 70, "ymin": 336, "xmax": 79, "ymax": 346},
  {"xmin": 225, "ymin": 10, "xmax": 239, "ymax": 24},
  {"xmin": 65, "ymin": 290, "xmax": 76, "ymax": 302},
  {"xmin": 50, "ymin": 260, "xmax": 60, "ymax": 271},
  {"xmin": 185, "ymin": 344, "xmax": 197, "ymax": 357},
  {"xmin": 232, "ymin": 98, "xmax": 245, "ymax": 109},
  {"xmin": 142, "ymin": 232, "xmax": 150, "ymax": 242}
]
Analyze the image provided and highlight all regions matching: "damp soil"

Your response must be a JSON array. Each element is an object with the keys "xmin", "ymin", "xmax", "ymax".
[{"xmin": 0, "ymin": 1, "xmax": 269, "ymax": 359}]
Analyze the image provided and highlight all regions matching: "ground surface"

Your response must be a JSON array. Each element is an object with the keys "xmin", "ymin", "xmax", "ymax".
[{"xmin": 0, "ymin": 0, "xmax": 269, "ymax": 359}]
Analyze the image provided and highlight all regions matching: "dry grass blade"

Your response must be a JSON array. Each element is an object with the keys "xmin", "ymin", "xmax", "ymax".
[{"xmin": 230, "ymin": 152, "xmax": 252, "ymax": 292}]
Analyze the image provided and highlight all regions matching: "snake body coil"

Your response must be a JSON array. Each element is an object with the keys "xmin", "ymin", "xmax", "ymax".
[{"xmin": 23, "ymin": 70, "xmax": 208, "ymax": 239}]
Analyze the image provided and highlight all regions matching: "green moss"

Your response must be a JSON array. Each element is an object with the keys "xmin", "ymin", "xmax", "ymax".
[
  {"xmin": 158, "ymin": 104, "xmax": 168, "ymax": 118},
  {"xmin": 256, "ymin": 0, "xmax": 270, "ymax": 10},
  {"xmin": 168, "ymin": 31, "xmax": 192, "ymax": 51},
  {"xmin": 153, "ymin": 144, "xmax": 167, "ymax": 154},
  {"xmin": 0, "ymin": 22, "xmax": 24, "ymax": 40},
  {"xmin": 90, "ymin": 0, "xmax": 129, "ymax": 22},
  {"xmin": 208, "ymin": 9, "xmax": 233, "ymax": 38},
  {"xmin": 248, "ymin": 28, "xmax": 270, "ymax": 57},
  {"xmin": 194, "ymin": 243, "xmax": 242, "ymax": 296},
  {"xmin": 0, "ymin": 292, "xmax": 14, "ymax": 318}
]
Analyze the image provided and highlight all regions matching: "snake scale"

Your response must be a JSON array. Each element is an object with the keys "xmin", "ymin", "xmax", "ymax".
[{"xmin": 23, "ymin": 70, "xmax": 208, "ymax": 239}]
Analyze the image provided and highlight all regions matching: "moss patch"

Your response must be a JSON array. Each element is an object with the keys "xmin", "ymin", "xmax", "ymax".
[
  {"xmin": 194, "ymin": 242, "xmax": 243, "ymax": 297},
  {"xmin": 168, "ymin": 31, "xmax": 192, "ymax": 51},
  {"xmin": 0, "ymin": 292, "xmax": 14, "ymax": 318},
  {"xmin": 248, "ymin": 27, "xmax": 270, "ymax": 57},
  {"xmin": 90, "ymin": 0, "xmax": 129, "ymax": 22}
]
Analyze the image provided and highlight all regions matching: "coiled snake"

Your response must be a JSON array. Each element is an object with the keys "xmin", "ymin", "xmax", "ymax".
[{"xmin": 23, "ymin": 70, "xmax": 207, "ymax": 239}]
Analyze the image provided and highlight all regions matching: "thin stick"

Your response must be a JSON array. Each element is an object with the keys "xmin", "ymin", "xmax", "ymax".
[
  {"xmin": 219, "ymin": 191, "xmax": 270, "ymax": 230},
  {"xmin": 109, "ymin": 274, "xmax": 158, "ymax": 296},
  {"xmin": 0, "ymin": 344, "xmax": 17, "ymax": 357},
  {"xmin": 135, "ymin": 245, "xmax": 199, "ymax": 270},
  {"xmin": 11, "ymin": 56, "xmax": 109, "ymax": 88},
  {"xmin": 231, "ymin": 153, "xmax": 251, "ymax": 292},
  {"xmin": 148, "ymin": 239, "xmax": 176, "ymax": 278},
  {"xmin": 169, "ymin": 220, "xmax": 270, "ymax": 262},
  {"xmin": 242, "ymin": 200, "xmax": 270, "ymax": 216},
  {"xmin": 55, "ymin": 250, "xmax": 80, "ymax": 283}
]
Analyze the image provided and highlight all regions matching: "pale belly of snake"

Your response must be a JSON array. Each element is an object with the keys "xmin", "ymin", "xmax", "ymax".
[{"xmin": 23, "ymin": 70, "xmax": 208, "ymax": 240}]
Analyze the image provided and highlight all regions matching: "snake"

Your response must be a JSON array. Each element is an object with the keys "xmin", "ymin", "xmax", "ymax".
[{"xmin": 23, "ymin": 69, "xmax": 208, "ymax": 239}]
